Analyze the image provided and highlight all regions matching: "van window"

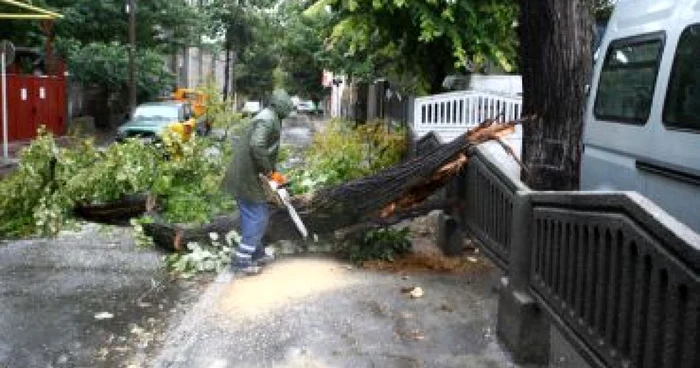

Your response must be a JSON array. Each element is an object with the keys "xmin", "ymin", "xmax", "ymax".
[
  {"xmin": 594, "ymin": 35, "xmax": 664, "ymax": 124},
  {"xmin": 663, "ymin": 24, "xmax": 700, "ymax": 133}
]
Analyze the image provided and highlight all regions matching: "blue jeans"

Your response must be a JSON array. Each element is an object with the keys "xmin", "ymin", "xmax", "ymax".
[{"xmin": 234, "ymin": 198, "xmax": 269, "ymax": 266}]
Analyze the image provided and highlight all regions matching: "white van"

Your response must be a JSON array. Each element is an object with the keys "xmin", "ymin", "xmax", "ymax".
[{"xmin": 582, "ymin": 0, "xmax": 700, "ymax": 233}]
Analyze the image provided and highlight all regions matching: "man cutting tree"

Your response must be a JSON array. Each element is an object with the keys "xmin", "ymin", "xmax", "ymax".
[{"xmin": 221, "ymin": 89, "xmax": 294, "ymax": 277}]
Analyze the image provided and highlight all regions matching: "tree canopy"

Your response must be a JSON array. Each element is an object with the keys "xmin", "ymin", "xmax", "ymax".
[
  {"xmin": 0, "ymin": 0, "xmax": 200, "ymax": 104},
  {"xmin": 274, "ymin": 0, "xmax": 329, "ymax": 101},
  {"xmin": 307, "ymin": 0, "xmax": 518, "ymax": 94}
]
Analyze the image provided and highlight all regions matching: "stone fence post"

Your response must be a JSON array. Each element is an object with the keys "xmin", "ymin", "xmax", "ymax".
[{"xmin": 496, "ymin": 192, "xmax": 550, "ymax": 364}]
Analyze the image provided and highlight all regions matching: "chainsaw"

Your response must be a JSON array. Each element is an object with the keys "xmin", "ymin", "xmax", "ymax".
[{"xmin": 260, "ymin": 174, "xmax": 309, "ymax": 239}]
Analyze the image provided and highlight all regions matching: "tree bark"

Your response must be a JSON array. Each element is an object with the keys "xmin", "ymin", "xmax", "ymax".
[
  {"xmin": 519, "ymin": 0, "xmax": 593, "ymax": 190},
  {"xmin": 222, "ymin": 41, "xmax": 232, "ymax": 101},
  {"xmin": 231, "ymin": 49, "xmax": 237, "ymax": 106}
]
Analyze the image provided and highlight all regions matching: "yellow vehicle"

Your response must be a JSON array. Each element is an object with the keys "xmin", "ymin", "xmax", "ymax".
[
  {"xmin": 171, "ymin": 88, "xmax": 207, "ymax": 118},
  {"xmin": 171, "ymin": 88, "xmax": 211, "ymax": 134}
]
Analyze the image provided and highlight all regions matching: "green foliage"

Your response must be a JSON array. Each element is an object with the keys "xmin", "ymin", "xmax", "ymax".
[
  {"xmin": 204, "ymin": 0, "xmax": 277, "ymax": 99},
  {"xmin": 289, "ymin": 119, "xmax": 407, "ymax": 194},
  {"xmin": 0, "ymin": 127, "xmax": 234, "ymax": 238},
  {"xmin": 65, "ymin": 139, "xmax": 159, "ymax": 204},
  {"xmin": 199, "ymin": 78, "xmax": 246, "ymax": 135},
  {"xmin": 164, "ymin": 231, "xmax": 239, "ymax": 278},
  {"xmin": 594, "ymin": 0, "xmax": 616, "ymax": 20},
  {"xmin": 131, "ymin": 216, "xmax": 156, "ymax": 248},
  {"xmin": 58, "ymin": 41, "xmax": 175, "ymax": 103},
  {"xmin": 275, "ymin": 1, "xmax": 330, "ymax": 101},
  {"xmin": 356, "ymin": 120, "xmax": 407, "ymax": 172},
  {"xmin": 2, "ymin": 0, "xmax": 200, "ymax": 113},
  {"xmin": 308, "ymin": 0, "xmax": 519, "ymax": 93},
  {"xmin": 49, "ymin": 0, "xmax": 202, "ymax": 48},
  {"xmin": 344, "ymin": 227, "xmax": 412, "ymax": 264},
  {"xmin": 152, "ymin": 136, "xmax": 234, "ymax": 224},
  {"xmin": 0, "ymin": 130, "xmax": 63, "ymax": 237}
]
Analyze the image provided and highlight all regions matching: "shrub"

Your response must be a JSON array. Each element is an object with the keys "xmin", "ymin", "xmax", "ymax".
[
  {"xmin": 0, "ymin": 128, "xmax": 235, "ymax": 238},
  {"xmin": 289, "ymin": 118, "xmax": 407, "ymax": 194},
  {"xmin": 343, "ymin": 227, "xmax": 412, "ymax": 264}
]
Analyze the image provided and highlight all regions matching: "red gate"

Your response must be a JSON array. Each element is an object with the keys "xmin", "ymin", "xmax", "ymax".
[{"xmin": 0, "ymin": 74, "xmax": 66, "ymax": 142}]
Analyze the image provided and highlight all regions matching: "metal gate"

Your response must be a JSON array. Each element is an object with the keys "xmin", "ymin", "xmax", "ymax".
[{"xmin": 0, "ymin": 74, "xmax": 66, "ymax": 142}]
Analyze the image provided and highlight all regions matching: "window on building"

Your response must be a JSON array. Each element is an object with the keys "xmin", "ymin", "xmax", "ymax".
[
  {"xmin": 663, "ymin": 24, "xmax": 700, "ymax": 133},
  {"xmin": 594, "ymin": 34, "xmax": 664, "ymax": 124}
]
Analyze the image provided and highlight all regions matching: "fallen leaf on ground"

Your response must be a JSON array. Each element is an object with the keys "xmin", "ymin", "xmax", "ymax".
[
  {"xmin": 409, "ymin": 287, "xmax": 424, "ymax": 298},
  {"xmin": 94, "ymin": 312, "xmax": 114, "ymax": 320},
  {"xmin": 411, "ymin": 330, "xmax": 426, "ymax": 340}
]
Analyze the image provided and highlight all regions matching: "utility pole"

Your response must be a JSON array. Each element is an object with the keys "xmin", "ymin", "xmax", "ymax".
[{"xmin": 127, "ymin": 0, "xmax": 137, "ymax": 117}]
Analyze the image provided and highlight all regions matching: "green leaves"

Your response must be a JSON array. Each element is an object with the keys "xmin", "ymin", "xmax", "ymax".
[
  {"xmin": 275, "ymin": 1, "xmax": 330, "ymax": 100},
  {"xmin": 313, "ymin": 0, "xmax": 518, "ymax": 93},
  {"xmin": 0, "ymin": 123, "xmax": 236, "ymax": 238},
  {"xmin": 49, "ymin": 0, "xmax": 202, "ymax": 49},
  {"xmin": 288, "ymin": 119, "xmax": 407, "ymax": 195},
  {"xmin": 344, "ymin": 227, "xmax": 412, "ymax": 264},
  {"xmin": 60, "ymin": 41, "xmax": 175, "ymax": 102},
  {"xmin": 164, "ymin": 232, "xmax": 236, "ymax": 278}
]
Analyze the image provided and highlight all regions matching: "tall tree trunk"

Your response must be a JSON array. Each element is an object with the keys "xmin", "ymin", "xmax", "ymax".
[
  {"xmin": 519, "ymin": 0, "xmax": 593, "ymax": 190},
  {"xmin": 231, "ymin": 49, "xmax": 238, "ymax": 107},
  {"xmin": 222, "ymin": 41, "xmax": 232, "ymax": 101}
]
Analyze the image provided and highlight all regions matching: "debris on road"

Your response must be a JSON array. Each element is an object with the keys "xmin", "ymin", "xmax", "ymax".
[
  {"xmin": 410, "ymin": 287, "xmax": 424, "ymax": 298},
  {"xmin": 94, "ymin": 312, "xmax": 114, "ymax": 320},
  {"xmin": 400, "ymin": 286, "xmax": 424, "ymax": 298}
]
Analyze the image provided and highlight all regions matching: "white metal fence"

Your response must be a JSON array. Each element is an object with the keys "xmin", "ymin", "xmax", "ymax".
[{"xmin": 412, "ymin": 90, "xmax": 523, "ymax": 143}]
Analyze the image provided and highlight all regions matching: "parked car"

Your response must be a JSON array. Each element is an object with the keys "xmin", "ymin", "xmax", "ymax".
[
  {"xmin": 242, "ymin": 101, "xmax": 262, "ymax": 117},
  {"xmin": 581, "ymin": 0, "xmax": 700, "ymax": 232},
  {"xmin": 116, "ymin": 101, "xmax": 197, "ymax": 143},
  {"xmin": 295, "ymin": 100, "xmax": 316, "ymax": 114}
]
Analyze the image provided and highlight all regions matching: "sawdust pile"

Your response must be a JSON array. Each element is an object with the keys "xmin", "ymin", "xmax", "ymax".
[{"xmin": 218, "ymin": 257, "xmax": 358, "ymax": 318}]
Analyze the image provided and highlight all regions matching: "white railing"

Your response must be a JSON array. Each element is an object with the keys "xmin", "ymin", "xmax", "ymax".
[{"xmin": 413, "ymin": 90, "xmax": 523, "ymax": 143}]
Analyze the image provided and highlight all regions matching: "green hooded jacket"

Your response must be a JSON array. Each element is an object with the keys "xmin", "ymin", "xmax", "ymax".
[{"xmin": 222, "ymin": 89, "xmax": 293, "ymax": 202}]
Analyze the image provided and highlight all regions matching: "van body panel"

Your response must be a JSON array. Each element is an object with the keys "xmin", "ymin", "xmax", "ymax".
[{"xmin": 582, "ymin": 0, "xmax": 700, "ymax": 232}]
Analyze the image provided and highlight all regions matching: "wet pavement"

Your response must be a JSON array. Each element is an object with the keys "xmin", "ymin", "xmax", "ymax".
[
  {"xmin": 0, "ymin": 224, "xmax": 207, "ymax": 368},
  {"xmin": 152, "ymin": 255, "xmax": 520, "ymax": 368},
  {"xmin": 0, "ymin": 114, "xmax": 319, "ymax": 368}
]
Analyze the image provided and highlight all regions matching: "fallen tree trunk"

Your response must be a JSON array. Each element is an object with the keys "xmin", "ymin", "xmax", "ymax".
[
  {"xmin": 144, "ymin": 119, "xmax": 523, "ymax": 251},
  {"xmin": 74, "ymin": 193, "xmax": 156, "ymax": 223}
]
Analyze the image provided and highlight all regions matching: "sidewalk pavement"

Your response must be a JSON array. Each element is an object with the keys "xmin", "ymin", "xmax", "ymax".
[{"xmin": 152, "ymin": 255, "xmax": 522, "ymax": 368}]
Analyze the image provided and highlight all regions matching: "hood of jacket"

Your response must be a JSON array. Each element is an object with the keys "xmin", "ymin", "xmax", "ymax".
[{"xmin": 269, "ymin": 89, "xmax": 293, "ymax": 119}]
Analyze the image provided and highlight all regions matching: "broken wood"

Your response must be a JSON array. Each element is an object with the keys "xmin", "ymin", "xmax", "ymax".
[{"xmin": 143, "ymin": 118, "xmax": 526, "ymax": 252}]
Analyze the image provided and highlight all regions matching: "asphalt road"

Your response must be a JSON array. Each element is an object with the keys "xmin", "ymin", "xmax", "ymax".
[
  {"xmin": 0, "ymin": 224, "xmax": 208, "ymax": 368},
  {"xmin": 152, "ymin": 255, "xmax": 518, "ymax": 368},
  {"xmin": 0, "ymin": 113, "xmax": 318, "ymax": 368}
]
